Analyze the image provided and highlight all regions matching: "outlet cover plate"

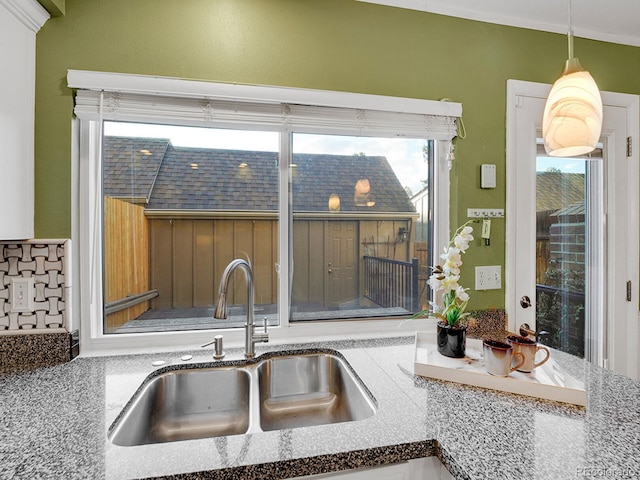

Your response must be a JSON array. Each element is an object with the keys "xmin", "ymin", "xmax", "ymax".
[{"xmin": 475, "ymin": 266, "xmax": 501, "ymax": 290}]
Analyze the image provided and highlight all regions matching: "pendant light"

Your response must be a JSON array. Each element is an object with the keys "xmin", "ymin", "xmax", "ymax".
[{"xmin": 542, "ymin": 0, "xmax": 602, "ymax": 157}]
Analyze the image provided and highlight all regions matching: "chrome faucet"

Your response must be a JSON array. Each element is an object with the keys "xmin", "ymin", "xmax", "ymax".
[{"xmin": 214, "ymin": 259, "xmax": 268, "ymax": 359}]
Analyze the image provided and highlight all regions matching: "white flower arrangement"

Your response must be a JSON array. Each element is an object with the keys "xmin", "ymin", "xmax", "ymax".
[{"xmin": 422, "ymin": 221, "xmax": 475, "ymax": 327}]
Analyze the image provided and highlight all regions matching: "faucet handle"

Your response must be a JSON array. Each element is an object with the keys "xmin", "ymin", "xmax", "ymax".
[{"xmin": 252, "ymin": 317, "xmax": 269, "ymax": 345}]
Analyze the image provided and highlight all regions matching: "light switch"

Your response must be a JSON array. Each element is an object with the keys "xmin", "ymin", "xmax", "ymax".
[
  {"xmin": 10, "ymin": 277, "xmax": 35, "ymax": 312},
  {"xmin": 481, "ymin": 164, "xmax": 496, "ymax": 189}
]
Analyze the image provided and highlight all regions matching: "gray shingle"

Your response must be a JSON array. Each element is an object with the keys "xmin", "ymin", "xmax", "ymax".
[
  {"xmin": 103, "ymin": 137, "xmax": 169, "ymax": 202},
  {"xmin": 536, "ymin": 172, "xmax": 585, "ymax": 212},
  {"xmin": 103, "ymin": 137, "xmax": 415, "ymax": 213}
]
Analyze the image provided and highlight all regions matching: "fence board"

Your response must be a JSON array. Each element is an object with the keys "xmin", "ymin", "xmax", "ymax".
[
  {"xmin": 173, "ymin": 220, "xmax": 194, "ymax": 308},
  {"xmin": 150, "ymin": 219, "xmax": 173, "ymax": 309},
  {"xmin": 254, "ymin": 220, "xmax": 275, "ymax": 305},
  {"xmin": 194, "ymin": 221, "xmax": 215, "ymax": 306},
  {"xmin": 104, "ymin": 196, "xmax": 150, "ymax": 331},
  {"xmin": 293, "ymin": 221, "xmax": 311, "ymax": 303}
]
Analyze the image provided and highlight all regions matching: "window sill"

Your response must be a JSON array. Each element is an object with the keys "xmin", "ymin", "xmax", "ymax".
[{"xmin": 78, "ymin": 316, "xmax": 437, "ymax": 357}]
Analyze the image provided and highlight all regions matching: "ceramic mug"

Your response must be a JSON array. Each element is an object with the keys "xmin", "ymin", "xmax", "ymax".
[
  {"xmin": 507, "ymin": 335, "xmax": 551, "ymax": 373},
  {"xmin": 482, "ymin": 339, "xmax": 525, "ymax": 376}
]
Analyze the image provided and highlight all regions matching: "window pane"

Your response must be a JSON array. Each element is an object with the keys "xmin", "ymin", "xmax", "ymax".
[
  {"xmin": 290, "ymin": 133, "xmax": 430, "ymax": 321},
  {"xmin": 535, "ymin": 147, "xmax": 603, "ymax": 358},
  {"xmin": 102, "ymin": 122, "xmax": 279, "ymax": 334}
]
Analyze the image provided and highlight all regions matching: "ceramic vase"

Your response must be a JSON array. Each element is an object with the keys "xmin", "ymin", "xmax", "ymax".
[{"xmin": 436, "ymin": 321, "xmax": 466, "ymax": 358}]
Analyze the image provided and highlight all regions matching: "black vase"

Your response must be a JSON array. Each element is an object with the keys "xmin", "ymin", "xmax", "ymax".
[{"xmin": 437, "ymin": 321, "xmax": 467, "ymax": 358}]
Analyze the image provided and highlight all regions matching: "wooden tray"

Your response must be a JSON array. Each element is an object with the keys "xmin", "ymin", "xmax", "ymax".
[{"xmin": 413, "ymin": 332, "xmax": 586, "ymax": 406}]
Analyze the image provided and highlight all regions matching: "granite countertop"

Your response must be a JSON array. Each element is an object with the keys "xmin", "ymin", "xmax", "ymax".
[{"xmin": 1, "ymin": 334, "xmax": 639, "ymax": 480}]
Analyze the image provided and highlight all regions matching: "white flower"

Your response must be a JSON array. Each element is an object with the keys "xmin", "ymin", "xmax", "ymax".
[
  {"xmin": 427, "ymin": 272, "xmax": 443, "ymax": 291},
  {"xmin": 454, "ymin": 226, "xmax": 474, "ymax": 252},
  {"xmin": 440, "ymin": 274, "xmax": 460, "ymax": 293},
  {"xmin": 441, "ymin": 247, "xmax": 462, "ymax": 275},
  {"xmin": 455, "ymin": 285, "xmax": 470, "ymax": 302},
  {"xmin": 420, "ymin": 222, "xmax": 474, "ymax": 326}
]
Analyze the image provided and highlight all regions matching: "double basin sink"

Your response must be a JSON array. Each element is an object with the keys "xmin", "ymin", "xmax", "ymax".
[{"xmin": 109, "ymin": 349, "xmax": 377, "ymax": 446}]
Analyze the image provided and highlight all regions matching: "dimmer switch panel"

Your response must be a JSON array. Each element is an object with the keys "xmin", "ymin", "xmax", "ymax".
[{"xmin": 481, "ymin": 164, "xmax": 496, "ymax": 189}]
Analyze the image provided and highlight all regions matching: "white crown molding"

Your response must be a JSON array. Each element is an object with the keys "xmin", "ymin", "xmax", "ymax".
[
  {"xmin": 357, "ymin": 0, "xmax": 640, "ymax": 48},
  {"xmin": 0, "ymin": 0, "xmax": 49, "ymax": 32}
]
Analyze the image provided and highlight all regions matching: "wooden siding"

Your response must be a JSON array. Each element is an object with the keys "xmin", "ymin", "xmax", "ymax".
[
  {"xmin": 149, "ymin": 219, "xmax": 278, "ymax": 309},
  {"xmin": 147, "ymin": 218, "xmax": 414, "ymax": 312},
  {"xmin": 104, "ymin": 196, "xmax": 150, "ymax": 331},
  {"xmin": 292, "ymin": 219, "xmax": 413, "ymax": 307},
  {"xmin": 292, "ymin": 220, "xmax": 325, "ymax": 305}
]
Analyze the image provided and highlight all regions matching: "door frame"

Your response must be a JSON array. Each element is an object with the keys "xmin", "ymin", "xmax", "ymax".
[{"xmin": 506, "ymin": 80, "xmax": 639, "ymax": 378}]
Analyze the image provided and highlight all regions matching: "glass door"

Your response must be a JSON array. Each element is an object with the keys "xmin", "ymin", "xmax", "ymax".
[
  {"xmin": 507, "ymin": 81, "xmax": 638, "ymax": 378},
  {"xmin": 534, "ymin": 148, "xmax": 603, "ymax": 358}
]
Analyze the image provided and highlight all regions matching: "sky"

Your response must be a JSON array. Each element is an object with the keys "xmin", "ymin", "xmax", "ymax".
[
  {"xmin": 536, "ymin": 156, "xmax": 586, "ymax": 174},
  {"xmin": 535, "ymin": 137, "xmax": 600, "ymax": 173},
  {"xmin": 104, "ymin": 122, "xmax": 428, "ymax": 195}
]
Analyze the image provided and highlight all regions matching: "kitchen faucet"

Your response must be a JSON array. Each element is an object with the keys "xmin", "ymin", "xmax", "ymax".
[{"xmin": 213, "ymin": 259, "xmax": 269, "ymax": 358}]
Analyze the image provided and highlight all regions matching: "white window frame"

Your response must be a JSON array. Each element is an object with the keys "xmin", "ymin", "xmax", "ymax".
[{"xmin": 68, "ymin": 70, "xmax": 461, "ymax": 354}]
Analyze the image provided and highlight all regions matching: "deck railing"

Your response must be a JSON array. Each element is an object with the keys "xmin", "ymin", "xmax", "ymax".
[
  {"xmin": 363, "ymin": 256, "xmax": 419, "ymax": 313},
  {"xmin": 535, "ymin": 283, "xmax": 585, "ymax": 356}
]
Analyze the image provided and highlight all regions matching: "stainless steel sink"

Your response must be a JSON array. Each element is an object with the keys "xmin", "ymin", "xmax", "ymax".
[
  {"xmin": 108, "ymin": 350, "xmax": 375, "ymax": 446},
  {"xmin": 109, "ymin": 367, "xmax": 251, "ymax": 446},
  {"xmin": 257, "ymin": 353, "xmax": 376, "ymax": 431}
]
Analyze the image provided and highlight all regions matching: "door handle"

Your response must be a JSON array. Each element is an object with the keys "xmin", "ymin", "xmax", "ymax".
[{"xmin": 328, "ymin": 262, "xmax": 332, "ymax": 274}]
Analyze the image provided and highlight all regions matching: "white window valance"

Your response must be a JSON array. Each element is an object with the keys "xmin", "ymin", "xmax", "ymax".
[{"xmin": 68, "ymin": 70, "xmax": 462, "ymax": 140}]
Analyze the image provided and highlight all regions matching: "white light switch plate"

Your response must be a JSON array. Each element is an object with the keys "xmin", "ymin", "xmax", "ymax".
[
  {"xmin": 10, "ymin": 277, "xmax": 35, "ymax": 312},
  {"xmin": 481, "ymin": 164, "xmax": 496, "ymax": 188},
  {"xmin": 475, "ymin": 266, "xmax": 501, "ymax": 290}
]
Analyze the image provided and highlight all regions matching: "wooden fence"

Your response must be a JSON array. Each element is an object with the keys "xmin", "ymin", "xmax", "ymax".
[
  {"xmin": 148, "ymin": 218, "xmax": 278, "ymax": 310},
  {"xmin": 104, "ymin": 196, "xmax": 150, "ymax": 332},
  {"xmin": 103, "ymin": 216, "xmax": 416, "ymax": 328}
]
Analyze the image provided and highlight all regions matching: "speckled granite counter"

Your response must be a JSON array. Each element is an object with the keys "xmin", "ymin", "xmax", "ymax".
[{"xmin": 1, "ymin": 334, "xmax": 639, "ymax": 479}]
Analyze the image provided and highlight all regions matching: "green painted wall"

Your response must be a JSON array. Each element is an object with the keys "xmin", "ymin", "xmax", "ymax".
[{"xmin": 34, "ymin": 0, "xmax": 640, "ymax": 309}]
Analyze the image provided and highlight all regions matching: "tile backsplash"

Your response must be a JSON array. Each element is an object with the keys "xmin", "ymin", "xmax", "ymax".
[{"xmin": 0, "ymin": 240, "xmax": 71, "ymax": 332}]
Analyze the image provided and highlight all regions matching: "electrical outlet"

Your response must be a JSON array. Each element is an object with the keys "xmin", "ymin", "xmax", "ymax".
[
  {"xmin": 10, "ymin": 277, "xmax": 35, "ymax": 312},
  {"xmin": 475, "ymin": 266, "xmax": 501, "ymax": 290}
]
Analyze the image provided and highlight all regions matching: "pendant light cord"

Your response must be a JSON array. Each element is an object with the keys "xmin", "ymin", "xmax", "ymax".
[
  {"xmin": 567, "ymin": 0, "xmax": 574, "ymax": 60},
  {"xmin": 563, "ymin": 0, "xmax": 582, "ymax": 74}
]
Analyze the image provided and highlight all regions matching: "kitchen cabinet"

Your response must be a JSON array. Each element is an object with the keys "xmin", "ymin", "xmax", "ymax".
[
  {"xmin": 0, "ymin": 0, "xmax": 48, "ymax": 239},
  {"xmin": 291, "ymin": 457, "xmax": 454, "ymax": 479}
]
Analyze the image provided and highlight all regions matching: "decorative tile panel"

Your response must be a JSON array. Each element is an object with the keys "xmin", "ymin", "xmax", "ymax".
[{"xmin": 0, "ymin": 240, "xmax": 70, "ymax": 332}]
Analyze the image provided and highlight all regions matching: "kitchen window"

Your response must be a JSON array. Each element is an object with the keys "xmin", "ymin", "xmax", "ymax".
[{"xmin": 69, "ymin": 70, "xmax": 461, "ymax": 351}]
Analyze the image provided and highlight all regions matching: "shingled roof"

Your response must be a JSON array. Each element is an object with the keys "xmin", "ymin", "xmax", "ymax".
[
  {"xmin": 103, "ymin": 137, "xmax": 416, "ymax": 214},
  {"xmin": 103, "ymin": 137, "xmax": 170, "ymax": 203},
  {"xmin": 536, "ymin": 171, "xmax": 585, "ymax": 213}
]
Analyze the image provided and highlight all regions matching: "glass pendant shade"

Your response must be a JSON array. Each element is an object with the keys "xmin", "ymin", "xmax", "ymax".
[{"xmin": 542, "ymin": 59, "xmax": 603, "ymax": 157}]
